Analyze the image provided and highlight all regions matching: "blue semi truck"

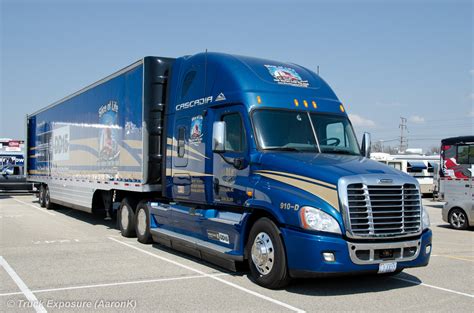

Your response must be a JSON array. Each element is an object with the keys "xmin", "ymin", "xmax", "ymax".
[{"xmin": 27, "ymin": 52, "xmax": 431, "ymax": 288}]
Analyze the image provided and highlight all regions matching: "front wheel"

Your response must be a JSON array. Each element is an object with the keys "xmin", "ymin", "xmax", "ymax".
[
  {"xmin": 449, "ymin": 208, "xmax": 469, "ymax": 230},
  {"xmin": 247, "ymin": 218, "xmax": 290, "ymax": 289}
]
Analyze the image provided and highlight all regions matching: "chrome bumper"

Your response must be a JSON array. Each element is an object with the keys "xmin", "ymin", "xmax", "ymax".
[{"xmin": 347, "ymin": 239, "xmax": 421, "ymax": 265}]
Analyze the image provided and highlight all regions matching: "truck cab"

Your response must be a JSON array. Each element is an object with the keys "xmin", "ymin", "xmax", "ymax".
[{"xmin": 138, "ymin": 52, "xmax": 432, "ymax": 288}]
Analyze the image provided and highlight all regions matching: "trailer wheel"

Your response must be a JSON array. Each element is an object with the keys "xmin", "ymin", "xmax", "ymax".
[
  {"xmin": 119, "ymin": 198, "xmax": 136, "ymax": 237},
  {"xmin": 449, "ymin": 208, "xmax": 469, "ymax": 230},
  {"xmin": 39, "ymin": 185, "xmax": 46, "ymax": 207},
  {"xmin": 247, "ymin": 218, "xmax": 290, "ymax": 289},
  {"xmin": 135, "ymin": 202, "xmax": 152, "ymax": 244},
  {"xmin": 44, "ymin": 186, "xmax": 55, "ymax": 210}
]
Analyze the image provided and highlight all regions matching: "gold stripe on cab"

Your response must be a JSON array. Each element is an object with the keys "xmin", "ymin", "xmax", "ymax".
[
  {"xmin": 256, "ymin": 172, "xmax": 340, "ymax": 211},
  {"xmin": 255, "ymin": 170, "xmax": 336, "ymax": 189}
]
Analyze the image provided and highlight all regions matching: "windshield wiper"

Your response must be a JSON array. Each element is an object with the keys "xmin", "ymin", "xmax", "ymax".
[
  {"xmin": 321, "ymin": 149, "xmax": 356, "ymax": 155},
  {"xmin": 263, "ymin": 147, "xmax": 301, "ymax": 152}
]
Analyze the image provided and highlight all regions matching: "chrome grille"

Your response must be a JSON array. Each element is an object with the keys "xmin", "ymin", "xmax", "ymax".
[{"xmin": 346, "ymin": 183, "xmax": 421, "ymax": 237}]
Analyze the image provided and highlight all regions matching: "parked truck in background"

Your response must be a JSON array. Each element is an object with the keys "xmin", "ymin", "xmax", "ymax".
[
  {"xmin": 0, "ymin": 139, "xmax": 34, "ymax": 192},
  {"xmin": 27, "ymin": 52, "xmax": 432, "ymax": 288},
  {"xmin": 436, "ymin": 136, "xmax": 474, "ymax": 229}
]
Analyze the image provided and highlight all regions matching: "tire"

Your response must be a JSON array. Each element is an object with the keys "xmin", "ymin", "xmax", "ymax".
[
  {"xmin": 135, "ymin": 201, "xmax": 152, "ymax": 244},
  {"xmin": 119, "ymin": 198, "xmax": 137, "ymax": 238},
  {"xmin": 38, "ymin": 185, "xmax": 46, "ymax": 208},
  {"xmin": 247, "ymin": 218, "xmax": 290, "ymax": 289},
  {"xmin": 44, "ymin": 186, "xmax": 55, "ymax": 210},
  {"xmin": 449, "ymin": 208, "xmax": 469, "ymax": 230}
]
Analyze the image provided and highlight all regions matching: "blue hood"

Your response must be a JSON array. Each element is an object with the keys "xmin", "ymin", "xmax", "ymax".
[{"xmin": 258, "ymin": 152, "xmax": 409, "ymax": 186}]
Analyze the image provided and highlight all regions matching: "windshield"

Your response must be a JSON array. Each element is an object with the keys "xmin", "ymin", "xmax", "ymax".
[{"xmin": 252, "ymin": 109, "xmax": 361, "ymax": 155}]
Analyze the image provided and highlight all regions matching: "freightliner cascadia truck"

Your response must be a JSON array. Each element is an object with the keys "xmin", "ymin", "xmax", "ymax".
[{"xmin": 27, "ymin": 52, "xmax": 432, "ymax": 288}]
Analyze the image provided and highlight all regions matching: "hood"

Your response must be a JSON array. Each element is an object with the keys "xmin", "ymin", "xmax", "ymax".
[{"xmin": 257, "ymin": 152, "xmax": 410, "ymax": 186}]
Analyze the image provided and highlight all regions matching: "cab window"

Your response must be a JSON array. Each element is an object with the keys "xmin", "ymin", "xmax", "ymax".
[{"xmin": 222, "ymin": 113, "xmax": 245, "ymax": 152}]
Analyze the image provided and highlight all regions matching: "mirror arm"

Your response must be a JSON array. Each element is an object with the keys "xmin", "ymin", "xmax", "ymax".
[{"xmin": 217, "ymin": 153, "xmax": 245, "ymax": 170}]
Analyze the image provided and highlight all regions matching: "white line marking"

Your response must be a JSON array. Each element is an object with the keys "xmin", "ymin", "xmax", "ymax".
[
  {"xmin": 13, "ymin": 198, "xmax": 56, "ymax": 216},
  {"xmin": 393, "ymin": 276, "xmax": 474, "ymax": 298},
  {"xmin": 0, "ymin": 273, "xmax": 228, "ymax": 297},
  {"xmin": 0, "ymin": 256, "xmax": 47, "ymax": 313},
  {"xmin": 108, "ymin": 237, "xmax": 305, "ymax": 313}
]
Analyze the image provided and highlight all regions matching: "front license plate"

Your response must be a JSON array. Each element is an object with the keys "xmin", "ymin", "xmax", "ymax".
[{"xmin": 378, "ymin": 262, "xmax": 397, "ymax": 274}]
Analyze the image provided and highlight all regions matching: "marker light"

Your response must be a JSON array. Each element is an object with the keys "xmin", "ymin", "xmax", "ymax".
[
  {"xmin": 303, "ymin": 100, "xmax": 308, "ymax": 108},
  {"xmin": 256, "ymin": 95, "xmax": 262, "ymax": 104},
  {"xmin": 339, "ymin": 104, "xmax": 345, "ymax": 112},
  {"xmin": 246, "ymin": 191, "xmax": 253, "ymax": 197},
  {"xmin": 312, "ymin": 100, "xmax": 317, "ymax": 108},
  {"xmin": 299, "ymin": 206, "xmax": 341, "ymax": 234},
  {"xmin": 294, "ymin": 99, "xmax": 299, "ymax": 107}
]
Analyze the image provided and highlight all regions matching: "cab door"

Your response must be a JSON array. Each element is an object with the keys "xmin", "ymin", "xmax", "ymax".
[{"xmin": 211, "ymin": 105, "xmax": 251, "ymax": 206}]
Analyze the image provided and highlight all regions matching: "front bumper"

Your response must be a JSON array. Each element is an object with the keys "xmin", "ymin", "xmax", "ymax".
[{"xmin": 281, "ymin": 227, "xmax": 432, "ymax": 278}]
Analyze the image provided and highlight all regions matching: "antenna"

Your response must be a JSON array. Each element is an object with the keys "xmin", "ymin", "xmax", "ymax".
[{"xmin": 317, "ymin": 65, "xmax": 320, "ymax": 75}]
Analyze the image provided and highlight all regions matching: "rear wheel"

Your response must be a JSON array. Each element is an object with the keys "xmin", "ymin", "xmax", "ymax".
[
  {"xmin": 119, "ymin": 198, "xmax": 137, "ymax": 237},
  {"xmin": 38, "ymin": 185, "xmax": 46, "ymax": 207},
  {"xmin": 135, "ymin": 202, "xmax": 152, "ymax": 244},
  {"xmin": 449, "ymin": 208, "xmax": 469, "ymax": 230},
  {"xmin": 247, "ymin": 218, "xmax": 290, "ymax": 289},
  {"xmin": 44, "ymin": 186, "xmax": 55, "ymax": 210}
]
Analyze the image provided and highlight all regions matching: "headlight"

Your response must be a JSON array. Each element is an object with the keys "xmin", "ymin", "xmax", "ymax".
[
  {"xmin": 299, "ymin": 206, "xmax": 341, "ymax": 234},
  {"xmin": 422, "ymin": 206, "xmax": 430, "ymax": 230}
]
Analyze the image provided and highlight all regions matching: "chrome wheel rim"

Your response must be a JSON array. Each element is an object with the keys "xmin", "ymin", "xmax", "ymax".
[
  {"xmin": 251, "ymin": 232, "xmax": 275, "ymax": 275},
  {"xmin": 121, "ymin": 206, "xmax": 129, "ymax": 230},
  {"xmin": 137, "ymin": 208, "xmax": 147, "ymax": 236},
  {"xmin": 451, "ymin": 211, "xmax": 466, "ymax": 228}
]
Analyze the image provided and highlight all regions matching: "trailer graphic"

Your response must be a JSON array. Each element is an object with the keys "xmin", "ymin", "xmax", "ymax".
[{"xmin": 27, "ymin": 53, "xmax": 432, "ymax": 288}]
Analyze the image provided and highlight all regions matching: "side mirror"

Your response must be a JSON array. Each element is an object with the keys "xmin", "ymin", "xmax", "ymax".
[
  {"xmin": 212, "ymin": 121, "xmax": 226, "ymax": 153},
  {"xmin": 361, "ymin": 132, "xmax": 371, "ymax": 158}
]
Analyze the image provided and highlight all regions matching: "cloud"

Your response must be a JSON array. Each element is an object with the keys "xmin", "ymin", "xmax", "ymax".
[
  {"xmin": 470, "ymin": 93, "xmax": 474, "ymax": 101},
  {"xmin": 470, "ymin": 69, "xmax": 474, "ymax": 75},
  {"xmin": 469, "ymin": 109, "xmax": 474, "ymax": 117},
  {"xmin": 409, "ymin": 115, "xmax": 425, "ymax": 123},
  {"xmin": 348, "ymin": 114, "xmax": 376, "ymax": 127}
]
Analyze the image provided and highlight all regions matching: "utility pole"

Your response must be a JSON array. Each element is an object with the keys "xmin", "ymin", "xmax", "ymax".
[{"xmin": 399, "ymin": 117, "xmax": 408, "ymax": 153}]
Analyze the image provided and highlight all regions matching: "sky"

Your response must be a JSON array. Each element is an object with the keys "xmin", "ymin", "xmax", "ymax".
[{"xmin": 1, "ymin": 0, "xmax": 473, "ymax": 152}]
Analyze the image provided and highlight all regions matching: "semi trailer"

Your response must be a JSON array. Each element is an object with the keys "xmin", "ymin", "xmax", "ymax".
[{"xmin": 27, "ymin": 52, "xmax": 432, "ymax": 288}]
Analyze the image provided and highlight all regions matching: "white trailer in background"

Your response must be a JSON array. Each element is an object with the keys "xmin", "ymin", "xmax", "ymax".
[{"xmin": 371, "ymin": 153, "xmax": 439, "ymax": 195}]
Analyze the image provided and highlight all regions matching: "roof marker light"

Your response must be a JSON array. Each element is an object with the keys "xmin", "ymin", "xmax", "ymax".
[
  {"xmin": 312, "ymin": 100, "xmax": 317, "ymax": 108},
  {"xmin": 340, "ymin": 104, "xmax": 345, "ymax": 112},
  {"xmin": 303, "ymin": 100, "xmax": 308, "ymax": 108},
  {"xmin": 294, "ymin": 99, "xmax": 299, "ymax": 107},
  {"xmin": 256, "ymin": 95, "xmax": 262, "ymax": 104}
]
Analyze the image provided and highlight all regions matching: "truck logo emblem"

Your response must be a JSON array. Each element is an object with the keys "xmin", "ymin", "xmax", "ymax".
[
  {"xmin": 215, "ymin": 93, "xmax": 226, "ymax": 101},
  {"xmin": 378, "ymin": 179, "xmax": 393, "ymax": 184},
  {"xmin": 264, "ymin": 65, "xmax": 309, "ymax": 88}
]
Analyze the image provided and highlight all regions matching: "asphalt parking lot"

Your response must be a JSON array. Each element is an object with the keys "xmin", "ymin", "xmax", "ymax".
[{"xmin": 1, "ymin": 195, "xmax": 473, "ymax": 312}]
